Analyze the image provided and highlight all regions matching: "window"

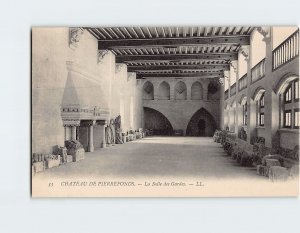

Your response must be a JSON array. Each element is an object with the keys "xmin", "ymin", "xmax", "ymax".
[
  {"xmin": 259, "ymin": 94, "xmax": 264, "ymax": 108},
  {"xmin": 259, "ymin": 113, "xmax": 265, "ymax": 126},
  {"xmin": 281, "ymin": 79, "xmax": 300, "ymax": 129},
  {"xmin": 294, "ymin": 80, "xmax": 299, "ymax": 101},
  {"xmin": 258, "ymin": 93, "xmax": 265, "ymax": 126},
  {"xmin": 243, "ymin": 102, "xmax": 247, "ymax": 126},
  {"xmin": 284, "ymin": 85, "xmax": 292, "ymax": 103},
  {"xmin": 294, "ymin": 109, "xmax": 300, "ymax": 128},
  {"xmin": 284, "ymin": 110, "xmax": 292, "ymax": 128}
]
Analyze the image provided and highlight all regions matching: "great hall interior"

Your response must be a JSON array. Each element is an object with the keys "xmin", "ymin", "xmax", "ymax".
[{"xmin": 32, "ymin": 26, "xmax": 299, "ymax": 181}]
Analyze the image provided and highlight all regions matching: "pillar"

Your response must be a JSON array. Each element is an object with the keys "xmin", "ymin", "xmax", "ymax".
[
  {"xmin": 261, "ymin": 27, "xmax": 277, "ymax": 148},
  {"xmin": 97, "ymin": 120, "xmax": 107, "ymax": 148},
  {"xmin": 71, "ymin": 126, "xmax": 77, "ymax": 140},
  {"xmin": 88, "ymin": 121, "xmax": 95, "ymax": 152},
  {"xmin": 219, "ymin": 81, "xmax": 224, "ymax": 129}
]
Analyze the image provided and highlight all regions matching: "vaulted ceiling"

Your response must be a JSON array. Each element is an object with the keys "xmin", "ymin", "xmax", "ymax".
[{"xmin": 86, "ymin": 26, "xmax": 254, "ymax": 79}]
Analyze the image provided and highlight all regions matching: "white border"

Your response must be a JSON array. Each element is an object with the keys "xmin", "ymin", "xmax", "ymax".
[{"xmin": 0, "ymin": 0, "xmax": 299, "ymax": 232}]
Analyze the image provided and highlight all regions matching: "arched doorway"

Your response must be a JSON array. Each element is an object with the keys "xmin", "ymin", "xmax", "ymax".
[
  {"xmin": 143, "ymin": 107, "xmax": 173, "ymax": 135},
  {"xmin": 186, "ymin": 108, "xmax": 217, "ymax": 136}
]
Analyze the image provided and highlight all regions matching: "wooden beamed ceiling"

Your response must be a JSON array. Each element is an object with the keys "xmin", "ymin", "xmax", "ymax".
[{"xmin": 86, "ymin": 26, "xmax": 254, "ymax": 78}]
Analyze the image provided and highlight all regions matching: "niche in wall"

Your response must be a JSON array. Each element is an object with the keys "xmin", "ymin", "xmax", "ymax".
[
  {"xmin": 174, "ymin": 81, "xmax": 187, "ymax": 100},
  {"xmin": 191, "ymin": 81, "xmax": 203, "ymax": 100},
  {"xmin": 143, "ymin": 81, "xmax": 154, "ymax": 100},
  {"xmin": 158, "ymin": 81, "xmax": 170, "ymax": 100},
  {"xmin": 207, "ymin": 80, "xmax": 220, "ymax": 100}
]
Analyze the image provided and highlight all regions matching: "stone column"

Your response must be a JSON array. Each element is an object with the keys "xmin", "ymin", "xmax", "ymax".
[
  {"xmin": 258, "ymin": 27, "xmax": 275, "ymax": 147},
  {"xmin": 219, "ymin": 80, "xmax": 224, "ymax": 129},
  {"xmin": 71, "ymin": 126, "xmax": 77, "ymax": 140},
  {"xmin": 243, "ymin": 45, "xmax": 255, "ymax": 144},
  {"xmin": 97, "ymin": 120, "xmax": 107, "ymax": 148},
  {"xmin": 88, "ymin": 121, "xmax": 96, "ymax": 152}
]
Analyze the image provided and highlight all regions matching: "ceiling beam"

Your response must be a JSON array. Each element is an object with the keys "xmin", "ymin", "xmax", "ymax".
[
  {"xmin": 116, "ymin": 53, "xmax": 237, "ymax": 62},
  {"xmin": 136, "ymin": 73, "xmax": 222, "ymax": 78},
  {"xmin": 98, "ymin": 35, "xmax": 250, "ymax": 49},
  {"xmin": 127, "ymin": 64, "xmax": 230, "ymax": 71}
]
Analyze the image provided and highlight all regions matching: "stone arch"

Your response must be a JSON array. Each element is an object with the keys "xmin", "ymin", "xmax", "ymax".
[
  {"xmin": 273, "ymin": 73, "xmax": 299, "ymax": 94},
  {"xmin": 252, "ymin": 86, "xmax": 266, "ymax": 101},
  {"xmin": 207, "ymin": 80, "xmax": 220, "ymax": 100},
  {"xmin": 186, "ymin": 108, "xmax": 217, "ymax": 136},
  {"xmin": 239, "ymin": 94, "xmax": 247, "ymax": 105},
  {"xmin": 143, "ymin": 107, "xmax": 173, "ymax": 135},
  {"xmin": 158, "ymin": 81, "xmax": 170, "ymax": 100},
  {"xmin": 191, "ymin": 81, "xmax": 203, "ymax": 100},
  {"xmin": 142, "ymin": 81, "xmax": 154, "ymax": 100},
  {"xmin": 174, "ymin": 81, "xmax": 187, "ymax": 100}
]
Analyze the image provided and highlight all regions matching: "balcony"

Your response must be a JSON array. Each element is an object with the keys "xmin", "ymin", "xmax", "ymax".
[
  {"xmin": 238, "ymin": 74, "xmax": 247, "ymax": 91},
  {"xmin": 251, "ymin": 58, "xmax": 265, "ymax": 83},
  {"xmin": 230, "ymin": 83, "xmax": 236, "ymax": 97},
  {"xmin": 273, "ymin": 29, "xmax": 299, "ymax": 71}
]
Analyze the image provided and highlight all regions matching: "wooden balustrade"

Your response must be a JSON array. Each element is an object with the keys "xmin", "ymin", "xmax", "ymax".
[
  {"xmin": 273, "ymin": 30, "xmax": 299, "ymax": 70},
  {"xmin": 251, "ymin": 58, "xmax": 265, "ymax": 83},
  {"xmin": 238, "ymin": 74, "xmax": 247, "ymax": 91},
  {"xmin": 230, "ymin": 83, "xmax": 236, "ymax": 96}
]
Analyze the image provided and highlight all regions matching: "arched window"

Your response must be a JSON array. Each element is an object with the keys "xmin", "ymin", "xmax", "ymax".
[
  {"xmin": 207, "ymin": 80, "xmax": 220, "ymax": 100},
  {"xmin": 174, "ymin": 81, "xmax": 187, "ymax": 100},
  {"xmin": 158, "ymin": 81, "xmax": 170, "ymax": 100},
  {"xmin": 282, "ymin": 79, "xmax": 299, "ymax": 128},
  {"xmin": 258, "ymin": 93, "xmax": 265, "ymax": 126},
  {"xmin": 191, "ymin": 82, "xmax": 203, "ymax": 100},
  {"xmin": 143, "ymin": 81, "xmax": 154, "ymax": 100}
]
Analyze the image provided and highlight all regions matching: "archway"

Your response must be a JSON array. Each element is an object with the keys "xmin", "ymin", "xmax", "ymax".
[
  {"xmin": 186, "ymin": 108, "xmax": 217, "ymax": 136},
  {"xmin": 143, "ymin": 107, "xmax": 173, "ymax": 135},
  {"xmin": 143, "ymin": 81, "xmax": 154, "ymax": 100}
]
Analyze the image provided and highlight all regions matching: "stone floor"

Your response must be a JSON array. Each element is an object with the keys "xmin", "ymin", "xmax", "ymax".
[{"xmin": 35, "ymin": 136, "xmax": 265, "ymax": 179}]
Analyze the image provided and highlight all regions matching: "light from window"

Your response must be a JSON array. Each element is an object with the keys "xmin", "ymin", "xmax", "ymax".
[
  {"xmin": 295, "ymin": 80, "xmax": 299, "ymax": 100},
  {"xmin": 284, "ymin": 110, "xmax": 292, "ymax": 127},
  {"xmin": 295, "ymin": 110, "xmax": 300, "ymax": 127},
  {"xmin": 259, "ymin": 113, "xmax": 264, "ymax": 126},
  {"xmin": 260, "ymin": 94, "xmax": 265, "ymax": 108},
  {"xmin": 284, "ymin": 86, "xmax": 292, "ymax": 103}
]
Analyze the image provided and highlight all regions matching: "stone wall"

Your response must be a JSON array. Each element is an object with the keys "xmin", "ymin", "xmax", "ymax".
[
  {"xmin": 32, "ymin": 28, "xmax": 142, "ymax": 154},
  {"xmin": 141, "ymin": 77, "xmax": 221, "ymax": 135}
]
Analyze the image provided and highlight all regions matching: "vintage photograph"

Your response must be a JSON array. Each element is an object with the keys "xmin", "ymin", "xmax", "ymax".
[{"xmin": 31, "ymin": 26, "xmax": 299, "ymax": 197}]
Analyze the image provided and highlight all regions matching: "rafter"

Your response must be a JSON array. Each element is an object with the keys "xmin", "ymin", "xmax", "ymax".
[
  {"xmin": 115, "ymin": 53, "xmax": 237, "ymax": 62},
  {"xmin": 98, "ymin": 35, "xmax": 250, "ymax": 49},
  {"xmin": 136, "ymin": 73, "xmax": 222, "ymax": 78},
  {"xmin": 127, "ymin": 64, "xmax": 230, "ymax": 71}
]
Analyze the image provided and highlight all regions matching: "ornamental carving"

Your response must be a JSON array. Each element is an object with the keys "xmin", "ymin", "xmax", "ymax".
[
  {"xmin": 115, "ymin": 63, "xmax": 126, "ymax": 73},
  {"xmin": 256, "ymin": 26, "xmax": 271, "ymax": 41},
  {"xmin": 97, "ymin": 50, "xmax": 109, "ymax": 64},
  {"xmin": 143, "ymin": 82, "xmax": 153, "ymax": 94},
  {"xmin": 230, "ymin": 61, "xmax": 237, "ymax": 74},
  {"xmin": 69, "ymin": 27, "xmax": 84, "ymax": 49},
  {"xmin": 127, "ymin": 72, "xmax": 136, "ymax": 81},
  {"xmin": 175, "ymin": 82, "xmax": 186, "ymax": 94},
  {"xmin": 239, "ymin": 46, "xmax": 249, "ymax": 61}
]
